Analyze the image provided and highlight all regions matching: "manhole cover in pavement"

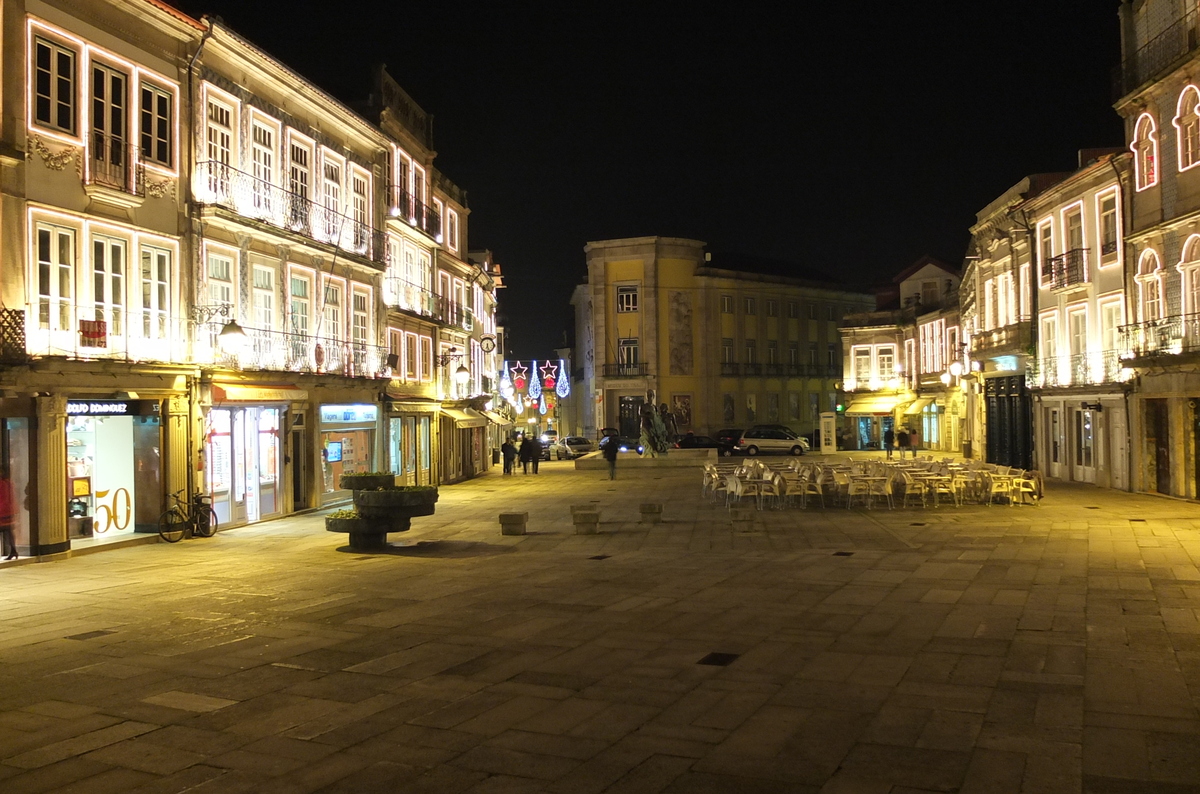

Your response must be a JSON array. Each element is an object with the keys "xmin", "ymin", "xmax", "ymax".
[
  {"xmin": 832, "ymin": 551, "xmax": 854, "ymax": 557},
  {"xmin": 697, "ymin": 652, "xmax": 740, "ymax": 666},
  {"xmin": 66, "ymin": 630, "xmax": 116, "ymax": 641},
  {"xmin": 589, "ymin": 554, "xmax": 611, "ymax": 560},
  {"xmin": 910, "ymin": 523, "xmax": 926, "ymax": 526}
]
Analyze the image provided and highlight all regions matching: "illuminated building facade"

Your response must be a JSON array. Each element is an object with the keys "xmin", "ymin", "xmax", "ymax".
[
  {"xmin": 573, "ymin": 237, "xmax": 871, "ymax": 441},
  {"xmin": 840, "ymin": 258, "xmax": 965, "ymax": 454},
  {"xmin": 1112, "ymin": 0, "xmax": 1200, "ymax": 497},
  {"xmin": 0, "ymin": 1, "xmax": 501, "ymax": 555}
]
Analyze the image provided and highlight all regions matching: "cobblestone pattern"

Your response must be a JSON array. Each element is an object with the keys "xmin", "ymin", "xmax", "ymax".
[{"xmin": 1, "ymin": 460, "xmax": 1200, "ymax": 792}]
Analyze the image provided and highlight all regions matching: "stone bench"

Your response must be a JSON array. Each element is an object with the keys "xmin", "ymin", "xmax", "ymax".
[{"xmin": 499, "ymin": 512, "xmax": 528, "ymax": 536}]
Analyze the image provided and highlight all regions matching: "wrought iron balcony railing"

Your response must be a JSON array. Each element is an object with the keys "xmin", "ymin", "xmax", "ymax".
[
  {"xmin": 198, "ymin": 323, "xmax": 389, "ymax": 377},
  {"xmin": 383, "ymin": 277, "xmax": 438, "ymax": 318},
  {"xmin": 1042, "ymin": 248, "xmax": 1088, "ymax": 291},
  {"xmin": 86, "ymin": 135, "xmax": 145, "ymax": 196},
  {"xmin": 601, "ymin": 363, "xmax": 648, "ymax": 377},
  {"xmin": 971, "ymin": 319, "xmax": 1032, "ymax": 357},
  {"xmin": 1118, "ymin": 313, "xmax": 1200, "ymax": 359},
  {"xmin": 1113, "ymin": 8, "xmax": 1200, "ymax": 100},
  {"xmin": 195, "ymin": 161, "xmax": 385, "ymax": 265},
  {"xmin": 1027, "ymin": 350, "xmax": 1124, "ymax": 388},
  {"xmin": 25, "ymin": 305, "xmax": 185, "ymax": 363},
  {"xmin": 386, "ymin": 184, "xmax": 442, "ymax": 240}
]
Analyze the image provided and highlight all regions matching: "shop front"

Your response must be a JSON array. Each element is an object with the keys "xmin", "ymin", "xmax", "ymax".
[
  {"xmin": 205, "ymin": 385, "xmax": 301, "ymax": 527},
  {"xmin": 65, "ymin": 398, "xmax": 162, "ymax": 541},
  {"xmin": 385, "ymin": 396, "xmax": 437, "ymax": 485},
  {"xmin": 319, "ymin": 403, "xmax": 379, "ymax": 504},
  {"xmin": 439, "ymin": 407, "xmax": 487, "ymax": 483},
  {"xmin": 0, "ymin": 399, "xmax": 34, "ymax": 556}
]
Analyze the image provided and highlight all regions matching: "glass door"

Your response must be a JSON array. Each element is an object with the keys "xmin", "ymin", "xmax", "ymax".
[{"xmin": 1073, "ymin": 409, "xmax": 1096, "ymax": 483}]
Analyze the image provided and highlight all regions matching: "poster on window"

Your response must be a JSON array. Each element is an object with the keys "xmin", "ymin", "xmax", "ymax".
[{"xmin": 671, "ymin": 394, "xmax": 692, "ymax": 430}]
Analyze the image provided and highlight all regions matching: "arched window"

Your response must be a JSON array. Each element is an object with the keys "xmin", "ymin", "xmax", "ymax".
[
  {"xmin": 1177, "ymin": 87, "xmax": 1200, "ymax": 171},
  {"xmin": 1137, "ymin": 249, "xmax": 1164, "ymax": 321},
  {"xmin": 1179, "ymin": 234, "xmax": 1200, "ymax": 314},
  {"xmin": 1132, "ymin": 113, "xmax": 1159, "ymax": 190}
]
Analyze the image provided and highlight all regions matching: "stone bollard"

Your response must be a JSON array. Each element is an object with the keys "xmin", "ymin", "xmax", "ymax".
[
  {"xmin": 573, "ymin": 510, "xmax": 600, "ymax": 535},
  {"xmin": 639, "ymin": 503, "xmax": 663, "ymax": 524},
  {"xmin": 499, "ymin": 512, "xmax": 528, "ymax": 536}
]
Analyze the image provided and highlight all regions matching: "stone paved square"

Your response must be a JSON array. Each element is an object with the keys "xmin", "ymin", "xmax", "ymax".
[{"xmin": 3, "ymin": 459, "xmax": 1200, "ymax": 793}]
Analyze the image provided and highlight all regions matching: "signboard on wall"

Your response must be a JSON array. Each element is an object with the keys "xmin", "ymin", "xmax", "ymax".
[
  {"xmin": 319, "ymin": 404, "xmax": 378, "ymax": 424},
  {"xmin": 66, "ymin": 400, "xmax": 157, "ymax": 416}
]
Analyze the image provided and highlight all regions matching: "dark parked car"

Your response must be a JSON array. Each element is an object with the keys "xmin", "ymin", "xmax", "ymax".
[
  {"xmin": 714, "ymin": 428, "xmax": 743, "ymax": 447},
  {"xmin": 675, "ymin": 434, "xmax": 737, "ymax": 457}
]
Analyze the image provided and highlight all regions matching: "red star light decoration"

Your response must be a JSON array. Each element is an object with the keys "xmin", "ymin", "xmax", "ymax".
[{"xmin": 540, "ymin": 361, "xmax": 558, "ymax": 388}]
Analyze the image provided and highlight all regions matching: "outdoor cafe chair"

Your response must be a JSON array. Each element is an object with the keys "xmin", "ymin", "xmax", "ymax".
[{"xmin": 900, "ymin": 471, "xmax": 930, "ymax": 508}]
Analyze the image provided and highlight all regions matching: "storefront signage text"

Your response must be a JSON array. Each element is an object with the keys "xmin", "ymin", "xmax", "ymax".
[
  {"xmin": 67, "ymin": 401, "xmax": 131, "ymax": 416},
  {"xmin": 320, "ymin": 404, "xmax": 378, "ymax": 424}
]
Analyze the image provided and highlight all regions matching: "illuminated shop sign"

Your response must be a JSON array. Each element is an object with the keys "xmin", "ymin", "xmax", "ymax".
[
  {"xmin": 66, "ymin": 400, "xmax": 157, "ymax": 416},
  {"xmin": 319, "ymin": 404, "xmax": 378, "ymax": 424}
]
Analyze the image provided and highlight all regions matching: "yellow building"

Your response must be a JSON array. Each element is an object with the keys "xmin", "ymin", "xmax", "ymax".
[{"xmin": 573, "ymin": 237, "xmax": 872, "ymax": 440}]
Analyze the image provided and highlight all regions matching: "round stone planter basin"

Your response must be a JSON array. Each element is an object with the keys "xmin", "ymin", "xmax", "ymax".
[
  {"xmin": 339, "ymin": 474, "xmax": 395, "ymax": 491},
  {"xmin": 325, "ymin": 516, "xmax": 373, "ymax": 535},
  {"xmin": 353, "ymin": 489, "xmax": 439, "ymax": 519},
  {"xmin": 326, "ymin": 514, "xmax": 413, "ymax": 552}
]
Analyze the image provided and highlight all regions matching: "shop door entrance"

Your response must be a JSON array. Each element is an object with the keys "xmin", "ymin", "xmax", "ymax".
[
  {"xmin": 209, "ymin": 406, "xmax": 281, "ymax": 526},
  {"xmin": 1072, "ymin": 409, "xmax": 1096, "ymax": 483},
  {"xmin": 618, "ymin": 396, "xmax": 643, "ymax": 439},
  {"xmin": 1047, "ymin": 408, "xmax": 1061, "ymax": 479}
]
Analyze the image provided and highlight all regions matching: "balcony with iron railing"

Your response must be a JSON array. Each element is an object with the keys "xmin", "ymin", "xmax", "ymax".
[
  {"xmin": 601, "ymin": 362, "xmax": 648, "ymax": 377},
  {"xmin": 386, "ymin": 184, "xmax": 442, "ymax": 241},
  {"xmin": 383, "ymin": 277, "xmax": 438, "ymax": 318},
  {"xmin": 195, "ymin": 161, "xmax": 385, "ymax": 265},
  {"xmin": 1118, "ymin": 313, "xmax": 1200, "ymax": 360},
  {"xmin": 1113, "ymin": 8, "xmax": 1200, "ymax": 100},
  {"xmin": 85, "ymin": 135, "xmax": 145, "ymax": 200},
  {"xmin": 1027, "ymin": 350, "xmax": 1124, "ymax": 389},
  {"xmin": 1042, "ymin": 248, "xmax": 1088, "ymax": 291},
  {"xmin": 25, "ymin": 304, "xmax": 185, "ymax": 363},
  {"xmin": 971, "ymin": 318, "xmax": 1032, "ymax": 357},
  {"xmin": 196, "ymin": 323, "xmax": 389, "ymax": 377}
]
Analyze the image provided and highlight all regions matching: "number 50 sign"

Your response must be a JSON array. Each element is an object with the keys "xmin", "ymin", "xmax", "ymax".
[{"xmin": 93, "ymin": 488, "xmax": 131, "ymax": 533}]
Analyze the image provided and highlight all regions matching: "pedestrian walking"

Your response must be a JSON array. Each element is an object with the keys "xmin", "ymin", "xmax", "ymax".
[
  {"xmin": 501, "ymin": 438, "xmax": 517, "ymax": 475},
  {"xmin": 528, "ymin": 436, "xmax": 541, "ymax": 474},
  {"xmin": 0, "ymin": 473, "xmax": 17, "ymax": 560},
  {"xmin": 518, "ymin": 436, "xmax": 533, "ymax": 474},
  {"xmin": 908, "ymin": 426, "xmax": 920, "ymax": 459},
  {"xmin": 883, "ymin": 426, "xmax": 895, "ymax": 460},
  {"xmin": 896, "ymin": 427, "xmax": 910, "ymax": 460},
  {"xmin": 600, "ymin": 430, "xmax": 619, "ymax": 480}
]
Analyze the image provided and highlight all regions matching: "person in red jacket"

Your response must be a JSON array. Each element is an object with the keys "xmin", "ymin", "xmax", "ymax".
[{"xmin": 0, "ymin": 474, "xmax": 17, "ymax": 560}]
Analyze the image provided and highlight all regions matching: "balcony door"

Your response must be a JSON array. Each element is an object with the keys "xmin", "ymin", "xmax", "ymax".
[
  {"xmin": 1072, "ymin": 408, "xmax": 1096, "ymax": 484},
  {"xmin": 91, "ymin": 63, "xmax": 127, "ymax": 187},
  {"xmin": 1046, "ymin": 407, "xmax": 1062, "ymax": 479}
]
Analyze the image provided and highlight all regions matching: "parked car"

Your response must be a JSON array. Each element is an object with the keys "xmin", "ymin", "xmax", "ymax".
[
  {"xmin": 614, "ymin": 436, "xmax": 644, "ymax": 454},
  {"xmin": 737, "ymin": 426, "xmax": 808, "ymax": 456},
  {"xmin": 747, "ymin": 425, "xmax": 811, "ymax": 452},
  {"xmin": 554, "ymin": 436, "xmax": 595, "ymax": 459},
  {"xmin": 675, "ymin": 434, "xmax": 737, "ymax": 457},
  {"xmin": 714, "ymin": 428, "xmax": 743, "ymax": 447}
]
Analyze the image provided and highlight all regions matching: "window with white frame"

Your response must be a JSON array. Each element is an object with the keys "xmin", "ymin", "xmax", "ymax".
[
  {"xmin": 744, "ymin": 339, "xmax": 757, "ymax": 364},
  {"xmin": 1038, "ymin": 222, "xmax": 1054, "ymax": 285},
  {"xmin": 808, "ymin": 342, "xmax": 817, "ymax": 366},
  {"xmin": 252, "ymin": 266, "xmax": 274, "ymax": 330},
  {"xmin": 91, "ymin": 235, "xmax": 125, "ymax": 337},
  {"xmin": 877, "ymin": 345, "xmax": 895, "ymax": 379},
  {"xmin": 352, "ymin": 289, "xmax": 370, "ymax": 356},
  {"xmin": 322, "ymin": 157, "xmax": 341, "ymax": 239},
  {"xmin": 33, "ymin": 37, "xmax": 76, "ymax": 135},
  {"xmin": 1137, "ymin": 250, "xmax": 1164, "ymax": 321},
  {"xmin": 618, "ymin": 337, "xmax": 639, "ymax": 365},
  {"xmin": 420, "ymin": 335, "xmax": 433, "ymax": 380},
  {"xmin": 904, "ymin": 338, "xmax": 915, "ymax": 386},
  {"xmin": 322, "ymin": 280, "xmax": 342, "ymax": 340},
  {"xmin": 352, "ymin": 171, "xmax": 369, "ymax": 250},
  {"xmin": 720, "ymin": 294, "xmax": 733, "ymax": 313},
  {"xmin": 140, "ymin": 246, "xmax": 170, "ymax": 340},
  {"xmin": 205, "ymin": 97, "xmax": 233, "ymax": 197},
  {"xmin": 766, "ymin": 299, "xmax": 778, "ymax": 317},
  {"xmin": 206, "ymin": 250, "xmax": 234, "ymax": 310},
  {"xmin": 90, "ymin": 62, "xmax": 127, "ymax": 177},
  {"xmin": 251, "ymin": 121, "xmax": 275, "ymax": 213},
  {"xmin": 139, "ymin": 82, "xmax": 172, "ymax": 167},
  {"xmin": 853, "ymin": 348, "xmax": 871, "ymax": 383},
  {"xmin": 1040, "ymin": 314, "xmax": 1058, "ymax": 362},
  {"xmin": 447, "ymin": 209, "xmax": 459, "ymax": 252},
  {"xmin": 289, "ymin": 272, "xmax": 311, "ymax": 337},
  {"xmin": 787, "ymin": 301, "xmax": 799, "ymax": 318},
  {"xmin": 1177, "ymin": 86, "xmax": 1200, "ymax": 171},
  {"xmin": 1019, "ymin": 264, "xmax": 1031, "ymax": 318},
  {"xmin": 1101, "ymin": 300, "xmax": 1122, "ymax": 356},
  {"xmin": 744, "ymin": 296, "xmax": 756, "ymax": 315},
  {"xmin": 1133, "ymin": 113, "xmax": 1158, "ymax": 190},
  {"xmin": 789, "ymin": 342, "xmax": 799, "ymax": 366},
  {"xmin": 1099, "ymin": 192, "xmax": 1119, "ymax": 263},
  {"xmin": 289, "ymin": 140, "xmax": 310, "ymax": 200},
  {"xmin": 766, "ymin": 339, "xmax": 778, "ymax": 364},
  {"xmin": 721, "ymin": 337, "xmax": 734, "ymax": 363},
  {"xmin": 616, "ymin": 285, "xmax": 638, "ymax": 313},
  {"xmin": 1068, "ymin": 309, "xmax": 1087, "ymax": 381}
]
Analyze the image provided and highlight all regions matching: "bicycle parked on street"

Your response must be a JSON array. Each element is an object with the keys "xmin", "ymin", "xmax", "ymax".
[{"xmin": 158, "ymin": 489, "xmax": 219, "ymax": 543}]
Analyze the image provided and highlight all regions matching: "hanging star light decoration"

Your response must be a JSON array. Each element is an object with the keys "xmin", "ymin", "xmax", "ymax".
[
  {"xmin": 509, "ymin": 362, "xmax": 528, "ymax": 391},
  {"xmin": 540, "ymin": 360, "xmax": 558, "ymax": 388}
]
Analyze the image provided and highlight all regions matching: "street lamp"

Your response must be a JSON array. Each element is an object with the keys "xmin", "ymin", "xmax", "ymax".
[
  {"xmin": 191, "ymin": 304, "xmax": 247, "ymax": 353},
  {"xmin": 454, "ymin": 364, "xmax": 470, "ymax": 384},
  {"xmin": 949, "ymin": 361, "xmax": 964, "ymax": 377}
]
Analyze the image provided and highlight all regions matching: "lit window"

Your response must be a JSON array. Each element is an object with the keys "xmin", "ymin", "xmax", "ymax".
[
  {"xmin": 140, "ymin": 245, "xmax": 171, "ymax": 340},
  {"xmin": 93, "ymin": 236, "xmax": 126, "ymax": 336},
  {"xmin": 140, "ymin": 83, "xmax": 172, "ymax": 166},
  {"xmin": 1132, "ymin": 113, "xmax": 1158, "ymax": 191},
  {"xmin": 447, "ymin": 209, "xmax": 460, "ymax": 252},
  {"xmin": 252, "ymin": 266, "xmax": 274, "ymax": 330},
  {"xmin": 1099, "ymin": 192, "xmax": 1119, "ymax": 262},
  {"xmin": 1176, "ymin": 86, "xmax": 1200, "ymax": 171},
  {"xmin": 877, "ymin": 346, "xmax": 895, "ymax": 379},
  {"xmin": 33, "ymin": 38, "xmax": 76, "ymax": 134},
  {"xmin": 616, "ymin": 285, "xmax": 638, "ymax": 313},
  {"xmin": 618, "ymin": 337, "xmax": 639, "ymax": 365},
  {"xmin": 1137, "ymin": 250, "xmax": 1163, "ymax": 321},
  {"xmin": 90, "ymin": 62, "xmax": 128, "ymax": 184}
]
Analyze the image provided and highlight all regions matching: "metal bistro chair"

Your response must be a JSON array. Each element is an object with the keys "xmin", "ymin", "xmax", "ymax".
[
  {"xmin": 866, "ymin": 473, "xmax": 895, "ymax": 510},
  {"xmin": 900, "ymin": 471, "xmax": 930, "ymax": 508}
]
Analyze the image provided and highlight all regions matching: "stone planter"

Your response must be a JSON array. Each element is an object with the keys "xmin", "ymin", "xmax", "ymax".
[
  {"xmin": 339, "ymin": 473, "xmax": 395, "ymax": 491},
  {"xmin": 326, "ymin": 487, "xmax": 439, "ymax": 552},
  {"xmin": 499, "ymin": 512, "xmax": 528, "ymax": 536},
  {"xmin": 573, "ymin": 510, "xmax": 600, "ymax": 535},
  {"xmin": 639, "ymin": 503, "xmax": 663, "ymax": 523}
]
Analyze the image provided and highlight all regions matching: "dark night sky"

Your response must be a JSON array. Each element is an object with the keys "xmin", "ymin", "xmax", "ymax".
[{"xmin": 173, "ymin": 2, "xmax": 1124, "ymax": 358}]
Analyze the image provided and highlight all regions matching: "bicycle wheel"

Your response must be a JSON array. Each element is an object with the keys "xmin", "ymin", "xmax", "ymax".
[
  {"xmin": 194, "ymin": 506, "xmax": 219, "ymax": 538},
  {"xmin": 158, "ymin": 507, "xmax": 187, "ymax": 543}
]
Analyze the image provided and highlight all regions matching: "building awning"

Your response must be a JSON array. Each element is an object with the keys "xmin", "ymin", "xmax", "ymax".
[
  {"xmin": 844, "ymin": 395, "xmax": 905, "ymax": 416},
  {"xmin": 904, "ymin": 397, "xmax": 933, "ymax": 415},
  {"xmin": 212, "ymin": 384, "xmax": 307, "ymax": 403},
  {"xmin": 441, "ymin": 407, "xmax": 488, "ymax": 428},
  {"xmin": 481, "ymin": 410, "xmax": 512, "ymax": 426},
  {"xmin": 384, "ymin": 392, "xmax": 440, "ymax": 412}
]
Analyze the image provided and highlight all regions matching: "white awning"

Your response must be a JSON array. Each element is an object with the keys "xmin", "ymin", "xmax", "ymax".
[
  {"xmin": 481, "ymin": 410, "xmax": 512, "ymax": 426},
  {"xmin": 845, "ymin": 395, "xmax": 905, "ymax": 416},
  {"xmin": 904, "ymin": 397, "xmax": 934, "ymax": 415},
  {"xmin": 212, "ymin": 384, "xmax": 307, "ymax": 403},
  {"xmin": 441, "ymin": 407, "xmax": 487, "ymax": 428}
]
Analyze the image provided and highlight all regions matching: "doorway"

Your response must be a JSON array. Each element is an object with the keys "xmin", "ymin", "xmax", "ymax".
[
  {"xmin": 291, "ymin": 425, "xmax": 306, "ymax": 511},
  {"xmin": 208, "ymin": 406, "xmax": 282, "ymax": 526},
  {"xmin": 1047, "ymin": 408, "xmax": 1061, "ymax": 478},
  {"xmin": 618, "ymin": 396, "xmax": 643, "ymax": 438},
  {"xmin": 1147, "ymin": 399, "xmax": 1171, "ymax": 494},
  {"xmin": 1072, "ymin": 409, "xmax": 1096, "ymax": 483}
]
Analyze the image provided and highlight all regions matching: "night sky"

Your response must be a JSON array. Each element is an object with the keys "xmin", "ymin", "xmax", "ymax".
[{"xmin": 173, "ymin": 2, "xmax": 1124, "ymax": 358}]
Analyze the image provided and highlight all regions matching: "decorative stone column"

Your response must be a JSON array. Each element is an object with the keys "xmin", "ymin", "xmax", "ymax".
[
  {"xmin": 35, "ymin": 394, "xmax": 69, "ymax": 555},
  {"xmin": 164, "ymin": 395, "xmax": 189, "ymax": 504}
]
